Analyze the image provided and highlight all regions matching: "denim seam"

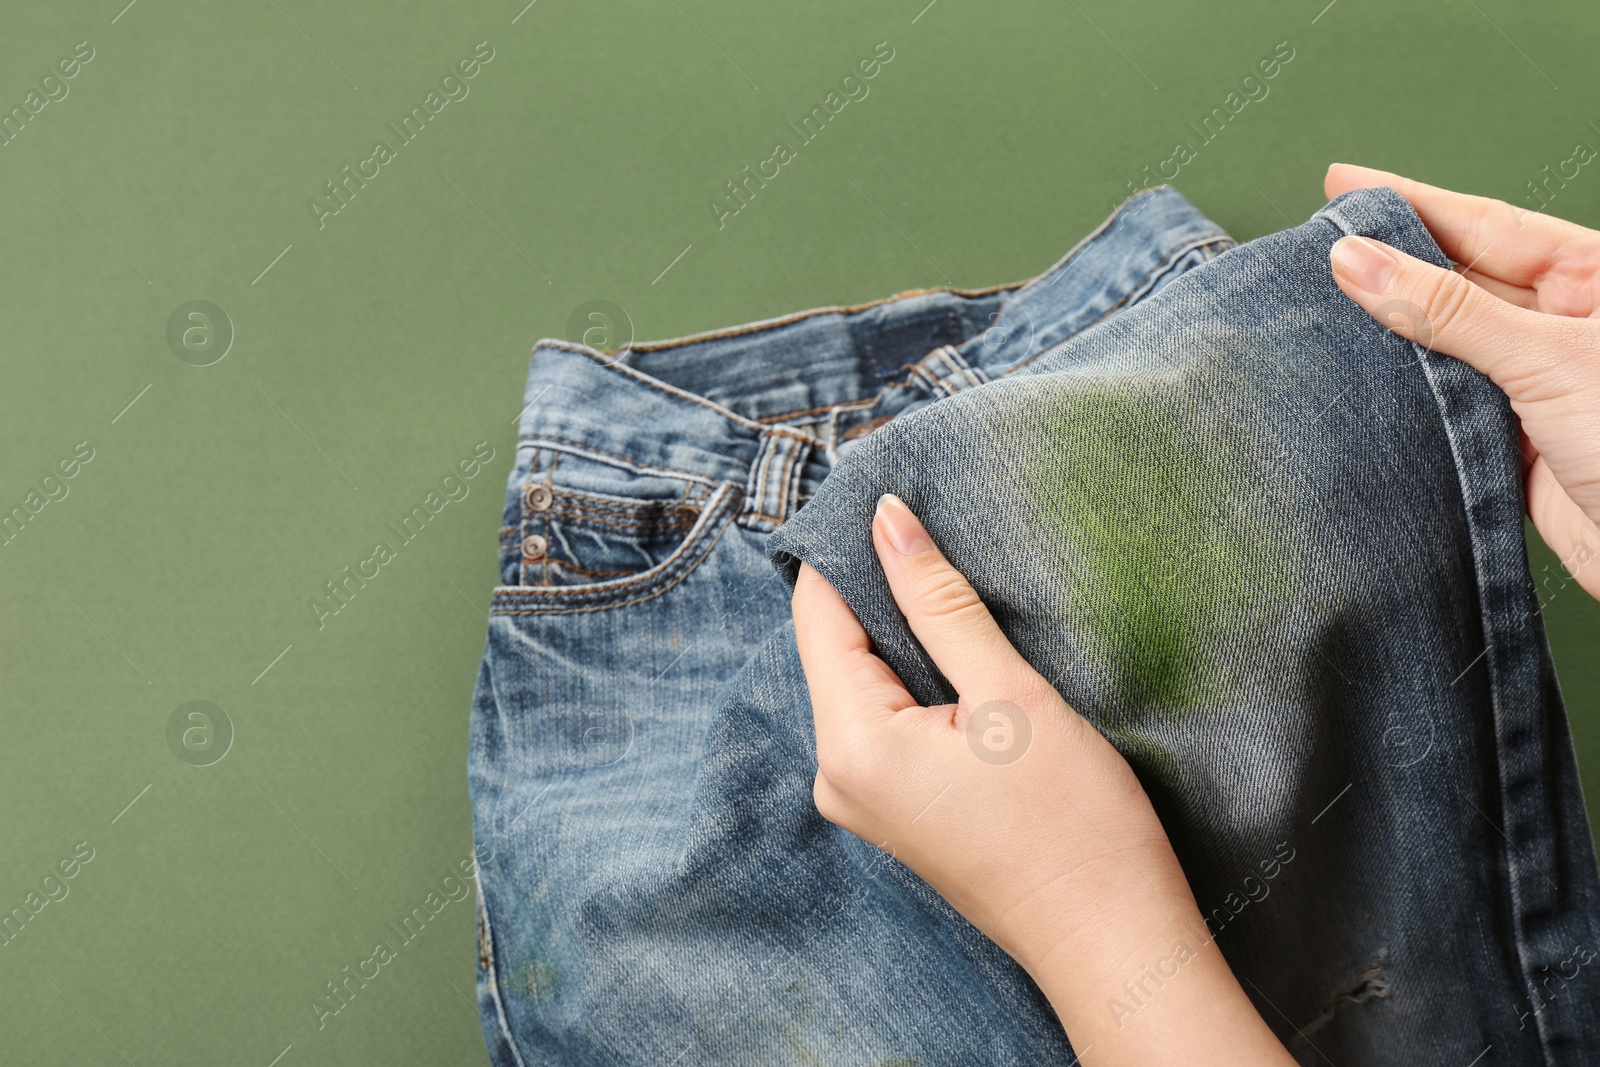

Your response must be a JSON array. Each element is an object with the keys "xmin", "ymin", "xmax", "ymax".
[
  {"xmin": 775, "ymin": 433, "xmax": 809, "ymax": 524},
  {"xmin": 491, "ymin": 483, "xmax": 740, "ymax": 615},
  {"xmin": 1320, "ymin": 196, "xmax": 1561, "ymax": 1065},
  {"xmin": 518, "ymin": 436, "xmax": 723, "ymax": 489},
  {"xmin": 1001, "ymin": 234, "xmax": 1234, "ymax": 376},
  {"xmin": 1411, "ymin": 340, "xmax": 1556, "ymax": 1063},
  {"xmin": 908, "ymin": 359, "xmax": 951, "ymax": 399},
  {"xmin": 545, "ymin": 508, "xmax": 692, "ymax": 531},
  {"xmin": 533, "ymin": 341, "xmax": 814, "ymax": 441},
  {"xmin": 918, "ymin": 345, "xmax": 987, "ymax": 397},
  {"xmin": 544, "ymin": 500, "xmax": 698, "ymax": 527},
  {"xmin": 542, "ymin": 514, "xmax": 694, "ymax": 539},
  {"xmin": 607, "ymin": 187, "xmax": 1197, "ymax": 355},
  {"xmin": 550, "ymin": 484, "xmax": 701, "ymax": 514},
  {"xmin": 742, "ymin": 432, "xmax": 811, "ymax": 530},
  {"xmin": 536, "ymin": 559, "xmax": 639, "ymax": 580},
  {"xmin": 934, "ymin": 344, "xmax": 986, "ymax": 390},
  {"xmin": 771, "ymin": 436, "xmax": 800, "ymax": 524},
  {"xmin": 475, "ymin": 889, "xmax": 529, "ymax": 1067},
  {"xmin": 756, "ymin": 396, "xmax": 878, "ymax": 425},
  {"xmin": 526, "ymin": 224, "xmax": 1228, "ymax": 495},
  {"xmin": 617, "ymin": 281, "xmax": 1019, "ymax": 351},
  {"xmin": 743, "ymin": 437, "xmax": 780, "ymax": 527}
]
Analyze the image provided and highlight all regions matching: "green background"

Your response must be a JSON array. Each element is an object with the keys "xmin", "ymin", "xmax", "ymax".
[{"xmin": 2, "ymin": 0, "xmax": 1596, "ymax": 1063}]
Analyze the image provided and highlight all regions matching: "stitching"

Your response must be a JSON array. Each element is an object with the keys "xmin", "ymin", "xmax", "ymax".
[
  {"xmin": 543, "ymin": 510, "xmax": 697, "ymax": 535},
  {"xmin": 474, "ymin": 892, "xmax": 530, "ymax": 1067},
  {"xmin": 540, "ymin": 559, "xmax": 638, "ymax": 580},
  {"xmin": 767, "ymin": 435, "xmax": 798, "ymax": 522},
  {"xmin": 518, "ymin": 435, "xmax": 723, "ymax": 487},
  {"xmin": 1004, "ymin": 234, "xmax": 1226, "ymax": 375},
  {"xmin": 745, "ymin": 435, "xmax": 777, "ymax": 520},
  {"xmin": 582, "ymin": 187, "xmax": 1194, "ymax": 355},
  {"xmin": 549, "ymin": 502, "xmax": 674, "ymax": 523},
  {"xmin": 771, "ymin": 434, "xmax": 806, "ymax": 524},
  {"xmin": 755, "ymin": 396, "xmax": 878, "ymax": 424},
  {"xmin": 533, "ymin": 341, "xmax": 815, "ymax": 439},
  {"xmin": 547, "ymin": 508, "xmax": 691, "ymax": 527},
  {"xmin": 546, "ymin": 496, "xmax": 698, "ymax": 524},
  {"xmin": 491, "ymin": 487, "xmax": 740, "ymax": 616},
  {"xmin": 933, "ymin": 345, "xmax": 966, "ymax": 381},
  {"xmin": 548, "ymin": 481, "xmax": 703, "ymax": 514},
  {"xmin": 909, "ymin": 360, "xmax": 948, "ymax": 398},
  {"xmin": 492, "ymin": 483, "xmax": 738, "ymax": 605},
  {"xmin": 612, "ymin": 283, "xmax": 1020, "ymax": 352},
  {"xmin": 1413, "ymin": 336, "xmax": 1552, "ymax": 1057},
  {"xmin": 541, "ymin": 454, "xmax": 561, "ymax": 585},
  {"xmin": 1010, "ymin": 185, "xmax": 1194, "ymax": 298}
]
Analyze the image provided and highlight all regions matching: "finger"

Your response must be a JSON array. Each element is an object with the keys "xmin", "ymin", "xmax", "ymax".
[
  {"xmin": 1325, "ymin": 163, "xmax": 1598, "ymax": 290},
  {"xmin": 791, "ymin": 563, "xmax": 915, "ymax": 750},
  {"xmin": 1526, "ymin": 459, "xmax": 1600, "ymax": 602},
  {"xmin": 1328, "ymin": 234, "xmax": 1568, "ymax": 396},
  {"xmin": 870, "ymin": 493, "xmax": 1038, "ymax": 698}
]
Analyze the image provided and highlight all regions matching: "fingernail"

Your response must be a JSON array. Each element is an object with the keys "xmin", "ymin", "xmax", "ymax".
[
  {"xmin": 876, "ymin": 493, "xmax": 934, "ymax": 556},
  {"xmin": 1329, "ymin": 236, "xmax": 1396, "ymax": 294}
]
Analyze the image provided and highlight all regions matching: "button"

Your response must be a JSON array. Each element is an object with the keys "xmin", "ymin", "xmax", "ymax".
[
  {"xmin": 525, "ymin": 483, "xmax": 553, "ymax": 511},
  {"xmin": 521, "ymin": 534, "xmax": 548, "ymax": 560}
]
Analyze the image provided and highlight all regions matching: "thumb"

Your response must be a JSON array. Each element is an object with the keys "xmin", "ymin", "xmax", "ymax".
[{"xmin": 1328, "ymin": 235, "xmax": 1563, "ymax": 399}]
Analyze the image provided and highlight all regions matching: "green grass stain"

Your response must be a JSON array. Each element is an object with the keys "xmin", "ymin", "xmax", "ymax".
[
  {"xmin": 1010, "ymin": 380, "xmax": 1302, "ymax": 729},
  {"xmin": 509, "ymin": 957, "xmax": 562, "ymax": 998}
]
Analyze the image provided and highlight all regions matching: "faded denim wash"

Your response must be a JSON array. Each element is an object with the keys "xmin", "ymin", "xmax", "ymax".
[{"xmin": 469, "ymin": 185, "xmax": 1600, "ymax": 1065}]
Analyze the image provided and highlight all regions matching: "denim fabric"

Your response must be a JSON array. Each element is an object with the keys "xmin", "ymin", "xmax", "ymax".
[
  {"xmin": 765, "ymin": 187, "xmax": 1600, "ymax": 1064},
  {"xmin": 467, "ymin": 187, "xmax": 1233, "ymax": 1066}
]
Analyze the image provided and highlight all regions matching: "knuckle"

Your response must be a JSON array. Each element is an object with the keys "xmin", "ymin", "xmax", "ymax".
[
  {"xmin": 815, "ymin": 730, "xmax": 882, "ymax": 798},
  {"xmin": 911, "ymin": 566, "xmax": 989, "ymax": 625},
  {"xmin": 1416, "ymin": 270, "xmax": 1475, "ymax": 339},
  {"xmin": 1484, "ymin": 194, "xmax": 1527, "ymax": 235},
  {"xmin": 1012, "ymin": 671, "xmax": 1061, "ymax": 711},
  {"xmin": 812, "ymin": 776, "xmax": 849, "ymax": 827}
]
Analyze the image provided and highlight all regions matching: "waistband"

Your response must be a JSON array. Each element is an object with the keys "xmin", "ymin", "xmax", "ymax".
[{"xmin": 514, "ymin": 185, "xmax": 1232, "ymax": 533}]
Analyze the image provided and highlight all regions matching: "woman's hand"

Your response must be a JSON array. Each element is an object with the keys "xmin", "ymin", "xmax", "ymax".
[
  {"xmin": 1326, "ymin": 163, "xmax": 1600, "ymax": 599},
  {"xmin": 791, "ymin": 493, "xmax": 1294, "ymax": 1066}
]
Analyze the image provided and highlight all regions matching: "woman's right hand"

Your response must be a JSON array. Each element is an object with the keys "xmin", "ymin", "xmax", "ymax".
[{"xmin": 1324, "ymin": 163, "xmax": 1600, "ymax": 600}]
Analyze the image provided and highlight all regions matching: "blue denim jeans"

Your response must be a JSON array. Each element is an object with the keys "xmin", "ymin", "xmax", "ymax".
[{"xmin": 469, "ymin": 186, "xmax": 1600, "ymax": 1065}]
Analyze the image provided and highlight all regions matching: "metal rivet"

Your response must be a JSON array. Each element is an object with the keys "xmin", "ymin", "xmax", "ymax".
[
  {"xmin": 525, "ymin": 483, "xmax": 553, "ymax": 511},
  {"xmin": 521, "ymin": 533, "xmax": 548, "ymax": 560}
]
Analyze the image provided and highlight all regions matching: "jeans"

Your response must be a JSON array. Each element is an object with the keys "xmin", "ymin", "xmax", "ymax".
[
  {"xmin": 469, "ymin": 186, "xmax": 1600, "ymax": 1065},
  {"xmin": 469, "ymin": 187, "xmax": 1230, "ymax": 1065}
]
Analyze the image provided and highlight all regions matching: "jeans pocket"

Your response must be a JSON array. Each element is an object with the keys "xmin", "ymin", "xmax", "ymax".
[{"xmin": 492, "ymin": 445, "xmax": 742, "ymax": 616}]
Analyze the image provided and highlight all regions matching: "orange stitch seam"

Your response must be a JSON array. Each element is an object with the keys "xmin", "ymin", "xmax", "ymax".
[
  {"xmin": 754, "ymin": 396, "xmax": 878, "ymax": 424},
  {"xmin": 519, "ymin": 435, "xmax": 726, "ymax": 486},
  {"xmin": 492, "ymin": 497, "xmax": 738, "ymax": 615},
  {"xmin": 773, "ymin": 435, "xmax": 807, "ymax": 524},
  {"xmin": 493, "ymin": 485, "xmax": 740, "ymax": 604},
  {"xmin": 533, "ymin": 343, "xmax": 786, "ymax": 435}
]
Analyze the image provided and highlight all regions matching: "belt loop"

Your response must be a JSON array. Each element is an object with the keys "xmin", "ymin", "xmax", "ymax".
[
  {"xmin": 912, "ymin": 345, "xmax": 990, "ymax": 399},
  {"xmin": 741, "ymin": 430, "xmax": 814, "ymax": 532}
]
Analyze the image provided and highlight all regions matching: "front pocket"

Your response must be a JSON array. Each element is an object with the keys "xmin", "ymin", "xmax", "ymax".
[
  {"xmin": 492, "ymin": 477, "xmax": 742, "ymax": 617},
  {"xmin": 505, "ymin": 482, "xmax": 709, "ymax": 587}
]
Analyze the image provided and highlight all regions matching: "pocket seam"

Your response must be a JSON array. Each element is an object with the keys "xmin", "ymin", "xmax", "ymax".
[{"xmin": 492, "ymin": 482, "xmax": 741, "ymax": 616}]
